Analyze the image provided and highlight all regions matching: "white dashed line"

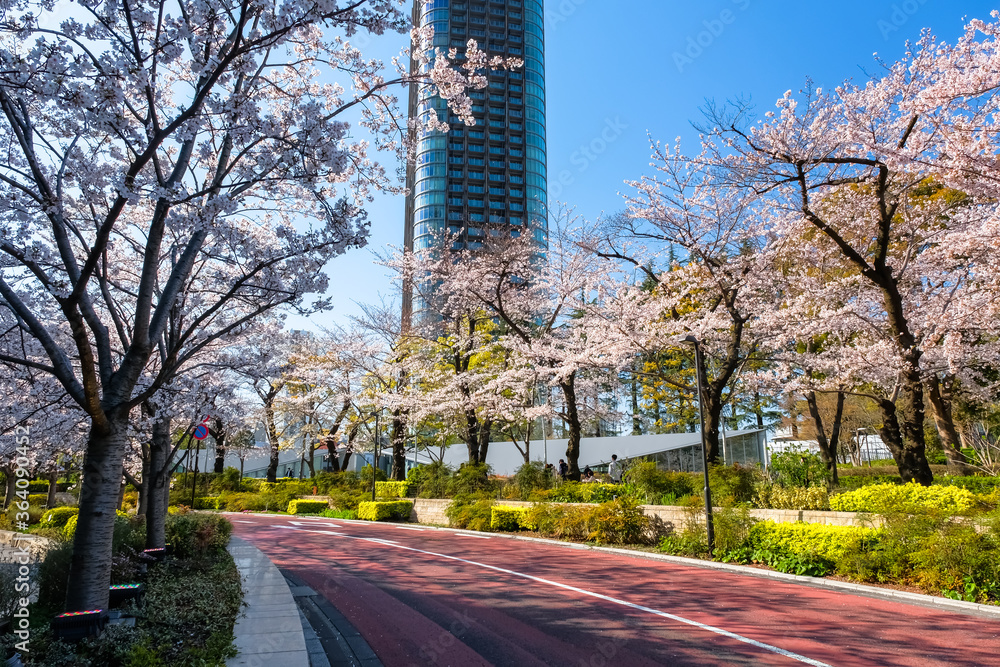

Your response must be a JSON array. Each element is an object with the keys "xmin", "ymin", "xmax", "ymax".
[{"xmin": 275, "ymin": 526, "xmax": 832, "ymax": 666}]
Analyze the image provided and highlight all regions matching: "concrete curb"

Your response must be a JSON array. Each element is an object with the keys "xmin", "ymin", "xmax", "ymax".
[
  {"xmin": 292, "ymin": 516, "xmax": 1000, "ymax": 620},
  {"xmin": 227, "ymin": 536, "xmax": 310, "ymax": 667}
]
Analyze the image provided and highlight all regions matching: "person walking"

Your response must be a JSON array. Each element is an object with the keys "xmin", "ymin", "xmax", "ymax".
[
  {"xmin": 608, "ymin": 454, "xmax": 622, "ymax": 483},
  {"xmin": 558, "ymin": 459, "xmax": 568, "ymax": 480}
]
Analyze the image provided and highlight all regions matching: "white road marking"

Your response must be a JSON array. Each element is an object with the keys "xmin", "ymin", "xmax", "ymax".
[
  {"xmin": 454, "ymin": 533, "xmax": 491, "ymax": 539},
  {"xmin": 396, "ymin": 526, "xmax": 425, "ymax": 531},
  {"xmin": 276, "ymin": 526, "xmax": 832, "ymax": 667},
  {"xmin": 234, "ymin": 520, "xmax": 256, "ymax": 523},
  {"xmin": 289, "ymin": 521, "xmax": 340, "ymax": 528}
]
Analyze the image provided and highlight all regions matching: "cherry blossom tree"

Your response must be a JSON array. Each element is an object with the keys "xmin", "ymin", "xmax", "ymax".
[
  {"xmin": 401, "ymin": 212, "xmax": 623, "ymax": 480},
  {"xmin": 0, "ymin": 0, "xmax": 517, "ymax": 611},
  {"xmin": 698, "ymin": 65, "xmax": 1000, "ymax": 484},
  {"xmin": 584, "ymin": 147, "xmax": 775, "ymax": 465}
]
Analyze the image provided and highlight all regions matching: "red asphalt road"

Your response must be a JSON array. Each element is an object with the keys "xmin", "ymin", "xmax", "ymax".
[{"xmin": 230, "ymin": 514, "xmax": 1000, "ymax": 666}]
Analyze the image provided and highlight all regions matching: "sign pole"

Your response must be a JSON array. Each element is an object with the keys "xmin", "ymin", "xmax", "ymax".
[{"xmin": 190, "ymin": 416, "xmax": 211, "ymax": 508}]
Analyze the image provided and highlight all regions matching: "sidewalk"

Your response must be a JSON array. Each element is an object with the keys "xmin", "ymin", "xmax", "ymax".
[{"xmin": 227, "ymin": 536, "xmax": 310, "ymax": 667}]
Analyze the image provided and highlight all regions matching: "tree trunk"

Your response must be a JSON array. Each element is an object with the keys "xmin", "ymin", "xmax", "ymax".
[
  {"xmin": 754, "ymin": 391, "xmax": 765, "ymax": 430},
  {"xmin": 925, "ymin": 375, "xmax": 973, "ymax": 475},
  {"xmin": 2, "ymin": 465, "xmax": 14, "ymax": 510},
  {"xmin": 325, "ymin": 435, "xmax": 342, "ymax": 472},
  {"xmin": 478, "ymin": 417, "xmax": 492, "ymax": 465},
  {"xmin": 137, "ymin": 447, "xmax": 150, "ymax": 518},
  {"xmin": 265, "ymin": 403, "xmax": 280, "ymax": 483},
  {"xmin": 877, "ymin": 397, "xmax": 932, "ymax": 485},
  {"xmin": 631, "ymin": 364, "xmax": 642, "ymax": 435},
  {"xmin": 805, "ymin": 391, "xmax": 843, "ymax": 485},
  {"xmin": 702, "ymin": 391, "xmax": 723, "ymax": 465},
  {"xmin": 45, "ymin": 470, "xmax": 59, "ymax": 509},
  {"xmin": 145, "ymin": 415, "xmax": 172, "ymax": 550},
  {"xmin": 213, "ymin": 418, "xmax": 226, "ymax": 474},
  {"xmin": 560, "ymin": 373, "xmax": 582, "ymax": 481},
  {"xmin": 827, "ymin": 392, "xmax": 845, "ymax": 487},
  {"xmin": 65, "ymin": 417, "xmax": 129, "ymax": 612},
  {"xmin": 465, "ymin": 409, "xmax": 482, "ymax": 465},
  {"xmin": 304, "ymin": 432, "xmax": 316, "ymax": 478},
  {"xmin": 805, "ymin": 391, "xmax": 833, "ymax": 480},
  {"xmin": 390, "ymin": 411, "xmax": 407, "ymax": 481}
]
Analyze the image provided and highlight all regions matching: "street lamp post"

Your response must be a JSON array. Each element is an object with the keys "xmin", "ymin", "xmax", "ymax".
[
  {"xmin": 370, "ymin": 410, "xmax": 380, "ymax": 501},
  {"xmin": 683, "ymin": 335, "xmax": 715, "ymax": 555}
]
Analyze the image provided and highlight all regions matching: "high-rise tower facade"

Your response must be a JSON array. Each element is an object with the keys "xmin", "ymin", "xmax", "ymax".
[{"xmin": 403, "ymin": 0, "xmax": 546, "ymax": 322}]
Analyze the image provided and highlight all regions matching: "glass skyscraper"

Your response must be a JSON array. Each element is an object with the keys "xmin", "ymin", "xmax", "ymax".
[{"xmin": 403, "ymin": 0, "xmax": 546, "ymax": 322}]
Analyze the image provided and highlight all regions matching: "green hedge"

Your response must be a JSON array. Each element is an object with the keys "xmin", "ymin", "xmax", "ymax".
[
  {"xmin": 375, "ymin": 481, "xmax": 410, "ymax": 499},
  {"xmin": 288, "ymin": 499, "xmax": 329, "ymax": 514},
  {"xmin": 830, "ymin": 482, "xmax": 977, "ymax": 513},
  {"xmin": 215, "ymin": 492, "xmax": 268, "ymax": 512},
  {"xmin": 27, "ymin": 493, "xmax": 48, "ymax": 505},
  {"xmin": 546, "ymin": 482, "xmax": 622, "ymax": 503},
  {"xmin": 749, "ymin": 521, "xmax": 875, "ymax": 562},
  {"xmin": 357, "ymin": 500, "xmax": 413, "ymax": 521},
  {"xmin": 165, "ymin": 513, "xmax": 233, "ymax": 558},
  {"xmin": 936, "ymin": 476, "xmax": 1000, "ymax": 494},
  {"xmin": 754, "ymin": 485, "xmax": 829, "ymax": 510},
  {"xmin": 193, "ymin": 496, "xmax": 219, "ymax": 510},
  {"xmin": 491, "ymin": 505, "xmax": 528, "ymax": 531},
  {"xmin": 40, "ymin": 506, "xmax": 78, "ymax": 528}
]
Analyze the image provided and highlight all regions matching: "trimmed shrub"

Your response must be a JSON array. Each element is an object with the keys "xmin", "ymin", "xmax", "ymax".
[
  {"xmin": 210, "ymin": 466, "xmax": 245, "ymax": 493},
  {"xmin": 410, "ymin": 461, "xmax": 453, "ymax": 498},
  {"xmin": 491, "ymin": 505, "xmax": 529, "ymax": 531},
  {"xmin": 710, "ymin": 464, "xmax": 767, "ymax": 504},
  {"xmin": 521, "ymin": 502, "xmax": 592, "ymax": 540},
  {"xmin": 27, "ymin": 493, "xmax": 48, "ymax": 505},
  {"xmin": 506, "ymin": 461, "xmax": 554, "ymax": 500},
  {"xmin": 748, "ymin": 521, "xmax": 875, "ymax": 563},
  {"xmin": 26, "ymin": 481, "xmax": 49, "ymax": 493},
  {"xmin": 835, "ymin": 474, "xmax": 901, "ymax": 490},
  {"xmin": 288, "ymin": 499, "xmax": 330, "ymax": 514},
  {"xmin": 375, "ymin": 481, "xmax": 410, "ymax": 499},
  {"xmin": 547, "ymin": 482, "xmax": 621, "ymax": 504},
  {"xmin": 446, "ymin": 463, "xmax": 496, "ymax": 497},
  {"xmin": 830, "ymin": 482, "xmax": 976, "ymax": 514},
  {"xmin": 320, "ymin": 508, "xmax": 358, "ymax": 520},
  {"xmin": 357, "ymin": 500, "xmax": 413, "ymax": 522},
  {"xmin": 588, "ymin": 498, "xmax": 652, "ymax": 545},
  {"xmin": 216, "ymin": 492, "xmax": 267, "ymax": 512},
  {"xmin": 445, "ymin": 495, "xmax": 494, "ymax": 530},
  {"xmin": 193, "ymin": 496, "xmax": 220, "ymax": 510},
  {"xmin": 768, "ymin": 449, "xmax": 829, "ymax": 488},
  {"xmin": 327, "ymin": 487, "xmax": 368, "ymax": 511},
  {"xmin": 40, "ymin": 506, "xmax": 78, "ymax": 528},
  {"xmin": 165, "ymin": 513, "xmax": 233, "ymax": 557},
  {"xmin": 936, "ymin": 476, "xmax": 1000, "ymax": 495},
  {"xmin": 754, "ymin": 485, "xmax": 830, "ymax": 510},
  {"xmin": 623, "ymin": 462, "xmax": 698, "ymax": 504}
]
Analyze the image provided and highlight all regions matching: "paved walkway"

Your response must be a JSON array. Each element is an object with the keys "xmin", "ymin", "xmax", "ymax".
[{"xmin": 227, "ymin": 536, "xmax": 310, "ymax": 667}]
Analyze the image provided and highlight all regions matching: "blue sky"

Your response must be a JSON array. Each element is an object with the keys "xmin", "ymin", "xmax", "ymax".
[{"xmin": 302, "ymin": 0, "xmax": 996, "ymax": 331}]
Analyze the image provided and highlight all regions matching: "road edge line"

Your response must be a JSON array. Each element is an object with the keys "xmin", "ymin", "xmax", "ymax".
[{"xmin": 389, "ymin": 521, "xmax": 1000, "ymax": 619}]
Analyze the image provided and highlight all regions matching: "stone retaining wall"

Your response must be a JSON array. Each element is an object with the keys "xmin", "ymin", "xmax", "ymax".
[
  {"xmin": 409, "ymin": 498, "xmax": 450, "ymax": 525},
  {"xmin": 0, "ymin": 530, "xmax": 54, "ymax": 565},
  {"xmin": 407, "ymin": 499, "xmax": 868, "ymax": 529}
]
